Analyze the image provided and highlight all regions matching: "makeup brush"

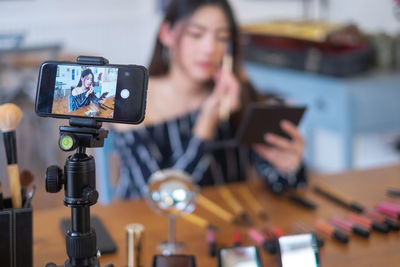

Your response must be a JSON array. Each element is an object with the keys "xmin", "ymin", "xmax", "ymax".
[
  {"xmin": 219, "ymin": 186, "xmax": 253, "ymax": 225},
  {"xmin": 20, "ymin": 169, "xmax": 34, "ymax": 200},
  {"xmin": 219, "ymin": 43, "xmax": 233, "ymax": 121},
  {"xmin": 238, "ymin": 186, "xmax": 268, "ymax": 220},
  {"xmin": 0, "ymin": 103, "xmax": 23, "ymax": 208},
  {"xmin": 313, "ymin": 182, "xmax": 364, "ymax": 213}
]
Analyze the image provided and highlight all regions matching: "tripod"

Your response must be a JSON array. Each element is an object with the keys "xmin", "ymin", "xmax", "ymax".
[{"xmin": 44, "ymin": 118, "xmax": 114, "ymax": 267}]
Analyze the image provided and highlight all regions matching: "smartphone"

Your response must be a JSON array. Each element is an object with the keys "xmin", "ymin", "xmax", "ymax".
[
  {"xmin": 217, "ymin": 246, "xmax": 262, "ymax": 267},
  {"xmin": 277, "ymin": 233, "xmax": 320, "ymax": 267},
  {"xmin": 35, "ymin": 61, "xmax": 148, "ymax": 124}
]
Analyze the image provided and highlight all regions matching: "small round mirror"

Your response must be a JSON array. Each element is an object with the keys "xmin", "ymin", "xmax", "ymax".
[{"xmin": 145, "ymin": 169, "xmax": 198, "ymax": 255}]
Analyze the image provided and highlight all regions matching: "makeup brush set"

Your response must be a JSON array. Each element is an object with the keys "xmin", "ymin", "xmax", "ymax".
[{"xmin": 0, "ymin": 103, "xmax": 35, "ymax": 267}]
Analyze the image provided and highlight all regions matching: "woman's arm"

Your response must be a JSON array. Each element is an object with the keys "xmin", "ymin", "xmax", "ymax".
[{"xmin": 71, "ymin": 92, "xmax": 90, "ymax": 111}]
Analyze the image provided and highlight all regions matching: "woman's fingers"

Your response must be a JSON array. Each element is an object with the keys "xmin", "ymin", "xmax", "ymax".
[
  {"xmin": 281, "ymin": 120, "xmax": 304, "ymax": 146},
  {"xmin": 265, "ymin": 133, "xmax": 292, "ymax": 151},
  {"xmin": 253, "ymin": 144, "xmax": 300, "ymax": 172}
]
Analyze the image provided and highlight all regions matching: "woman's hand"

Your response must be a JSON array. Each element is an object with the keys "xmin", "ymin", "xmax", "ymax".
[
  {"xmin": 194, "ymin": 71, "xmax": 241, "ymax": 140},
  {"xmin": 253, "ymin": 120, "xmax": 305, "ymax": 173},
  {"xmin": 86, "ymin": 86, "xmax": 94, "ymax": 98}
]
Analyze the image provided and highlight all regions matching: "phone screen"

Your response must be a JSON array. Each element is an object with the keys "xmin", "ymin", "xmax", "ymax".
[
  {"xmin": 278, "ymin": 234, "xmax": 319, "ymax": 267},
  {"xmin": 52, "ymin": 65, "xmax": 118, "ymax": 118},
  {"xmin": 36, "ymin": 62, "xmax": 148, "ymax": 124},
  {"xmin": 219, "ymin": 246, "xmax": 261, "ymax": 267}
]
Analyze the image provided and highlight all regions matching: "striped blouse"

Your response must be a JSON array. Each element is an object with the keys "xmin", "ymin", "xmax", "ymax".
[{"xmin": 114, "ymin": 109, "xmax": 306, "ymax": 198}]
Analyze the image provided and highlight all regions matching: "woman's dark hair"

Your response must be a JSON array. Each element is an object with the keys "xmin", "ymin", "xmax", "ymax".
[
  {"xmin": 77, "ymin": 68, "xmax": 94, "ymax": 88},
  {"xmin": 148, "ymin": 0, "xmax": 272, "ymax": 127}
]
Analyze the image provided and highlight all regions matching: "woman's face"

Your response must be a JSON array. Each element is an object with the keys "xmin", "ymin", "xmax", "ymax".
[
  {"xmin": 82, "ymin": 74, "xmax": 93, "ymax": 89},
  {"xmin": 170, "ymin": 5, "xmax": 231, "ymax": 83}
]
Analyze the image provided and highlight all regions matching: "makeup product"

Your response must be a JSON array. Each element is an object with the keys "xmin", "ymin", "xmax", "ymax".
[
  {"xmin": 314, "ymin": 220, "xmax": 349, "ymax": 244},
  {"xmin": 375, "ymin": 204, "xmax": 400, "ymax": 220},
  {"xmin": 0, "ymin": 180, "xmax": 4, "ymax": 210},
  {"xmin": 330, "ymin": 217, "xmax": 369, "ymax": 238},
  {"xmin": 286, "ymin": 192, "xmax": 317, "ymax": 210},
  {"xmin": 378, "ymin": 201, "xmax": 400, "ymax": 211},
  {"xmin": 272, "ymin": 226, "xmax": 285, "ymax": 238},
  {"xmin": 219, "ymin": 44, "xmax": 233, "ymax": 121},
  {"xmin": 347, "ymin": 213, "xmax": 389, "ymax": 233},
  {"xmin": 23, "ymin": 185, "xmax": 36, "ymax": 209},
  {"xmin": 292, "ymin": 222, "xmax": 324, "ymax": 247},
  {"xmin": 238, "ymin": 186, "xmax": 268, "ymax": 220},
  {"xmin": 196, "ymin": 194, "xmax": 235, "ymax": 223},
  {"xmin": 387, "ymin": 188, "xmax": 400, "ymax": 197},
  {"xmin": 206, "ymin": 228, "xmax": 217, "ymax": 257},
  {"xmin": 126, "ymin": 224, "xmax": 145, "ymax": 267},
  {"xmin": 364, "ymin": 209, "xmax": 400, "ymax": 231},
  {"xmin": 261, "ymin": 227, "xmax": 278, "ymax": 246},
  {"xmin": 219, "ymin": 187, "xmax": 252, "ymax": 226},
  {"xmin": 233, "ymin": 229, "xmax": 242, "ymax": 246},
  {"xmin": 313, "ymin": 182, "xmax": 364, "ymax": 213},
  {"xmin": 248, "ymin": 228, "xmax": 276, "ymax": 254},
  {"xmin": 20, "ymin": 169, "xmax": 34, "ymax": 199},
  {"xmin": 0, "ymin": 103, "xmax": 23, "ymax": 208}
]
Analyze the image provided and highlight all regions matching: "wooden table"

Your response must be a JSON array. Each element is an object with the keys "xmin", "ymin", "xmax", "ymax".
[
  {"xmin": 34, "ymin": 165, "xmax": 400, "ymax": 267},
  {"xmin": 68, "ymin": 97, "xmax": 115, "ymax": 118}
]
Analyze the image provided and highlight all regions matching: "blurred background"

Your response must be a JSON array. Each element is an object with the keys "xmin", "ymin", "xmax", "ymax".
[{"xmin": 0, "ymin": 0, "xmax": 399, "ymax": 209}]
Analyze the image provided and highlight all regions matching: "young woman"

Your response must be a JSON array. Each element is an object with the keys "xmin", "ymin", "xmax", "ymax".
[
  {"xmin": 71, "ymin": 69, "xmax": 104, "ymax": 111},
  {"xmin": 114, "ymin": 0, "xmax": 306, "ymax": 198}
]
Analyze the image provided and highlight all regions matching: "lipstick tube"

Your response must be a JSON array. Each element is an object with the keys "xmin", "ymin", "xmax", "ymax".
[
  {"xmin": 330, "ymin": 217, "xmax": 369, "ymax": 238},
  {"xmin": 233, "ymin": 229, "xmax": 242, "ymax": 246},
  {"xmin": 126, "ymin": 224, "xmax": 145, "ymax": 267},
  {"xmin": 314, "ymin": 220, "xmax": 349, "ymax": 244},
  {"xmin": 248, "ymin": 228, "xmax": 277, "ymax": 254},
  {"xmin": 206, "ymin": 229, "xmax": 217, "ymax": 257},
  {"xmin": 364, "ymin": 209, "xmax": 400, "ymax": 231},
  {"xmin": 377, "ymin": 202, "xmax": 400, "ymax": 212},
  {"xmin": 376, "ymin": 204, "xmax": 400, "ymax": 220},
  {"xmin": 347, "ymin": 213, "xmax": 389, "ymax": 233}
]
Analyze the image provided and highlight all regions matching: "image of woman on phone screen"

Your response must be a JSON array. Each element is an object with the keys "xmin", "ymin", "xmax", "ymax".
[
  {"xmin": 114, "ymin": 0, "xmax": 307, "ymax": 198},
  {"xmin": 71, "ymin": 68, "xmax": 105, "ymax": 111}
]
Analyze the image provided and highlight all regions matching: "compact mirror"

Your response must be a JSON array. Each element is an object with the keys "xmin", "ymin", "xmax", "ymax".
[{"xmin": 146, "ymin": 169, "xmax": 198, "ymax": 255}]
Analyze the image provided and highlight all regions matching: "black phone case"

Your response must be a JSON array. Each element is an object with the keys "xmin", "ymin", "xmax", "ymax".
[
  {"xmin": 237, "ymin": 104, "xmax": 306, "ymax": 145},
  {"xmin": 60, "ymin": 216, "xmax": 117, "ymax": 254},
  {"xmin": 35, "ymin": 60, "xmax": 148, "ymax": 125}
]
